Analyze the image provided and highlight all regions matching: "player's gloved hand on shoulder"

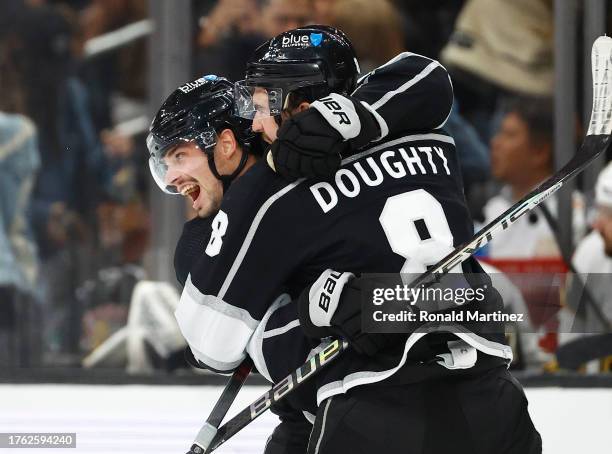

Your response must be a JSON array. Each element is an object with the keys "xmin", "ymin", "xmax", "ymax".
[
  {"xmin": 269, "ymin": 109, "xmax": 346, "ymax": 180},
  {"xmin": 269, "ymin": 93, "xmax": 380, "ymax": 180},
  {"xmin": 297, "ymin": 269, "xmax": 397, "ymax": 356}
]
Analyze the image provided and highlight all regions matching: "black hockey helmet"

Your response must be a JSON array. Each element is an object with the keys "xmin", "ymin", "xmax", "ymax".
[
  {"xmin": 234, "ymin": 25, "xmax": 360, "ymax": 119},
  {"xmin": 147, "ymin": 75, "xmax": 261, "ymax": 194}
]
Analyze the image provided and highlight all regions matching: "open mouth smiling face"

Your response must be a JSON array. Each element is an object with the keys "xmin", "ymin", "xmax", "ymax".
[
  {"xmin": 163, "ymin": 141, "xmax": 222, "ymax": 217},
  {"xmin": 180, "ymin": 183, "xmax": 201, "ymax": 202}
]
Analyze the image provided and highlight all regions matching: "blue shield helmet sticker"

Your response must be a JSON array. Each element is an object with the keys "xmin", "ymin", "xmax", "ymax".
[{"xmin": 310, "ymin": 33, "xmax": 323, "ymax": 47}]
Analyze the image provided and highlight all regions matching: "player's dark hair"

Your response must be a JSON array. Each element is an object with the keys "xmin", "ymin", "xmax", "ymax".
[{"xmin": 283, "ymin": 90, "xmax": 311, "ymax": 115}]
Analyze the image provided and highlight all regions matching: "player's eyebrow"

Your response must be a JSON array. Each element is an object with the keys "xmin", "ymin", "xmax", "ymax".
[{"xmin": 163, "ymin": 144, "xmax": 181, "ymax": 161}]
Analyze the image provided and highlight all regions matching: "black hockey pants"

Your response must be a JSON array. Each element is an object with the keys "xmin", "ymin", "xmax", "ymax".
[{"xmin": 306, "ymin": 366, "xmax": 542, "ymax": 454}]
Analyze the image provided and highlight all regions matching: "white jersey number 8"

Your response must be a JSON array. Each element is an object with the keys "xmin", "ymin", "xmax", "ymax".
[
  {"xmin": 206, "ymin": 210, "xmax": 229, "ymax": 257},
  {"xmin": 379, "ymin": 189, "xmax": 455, "ymax": 273}
]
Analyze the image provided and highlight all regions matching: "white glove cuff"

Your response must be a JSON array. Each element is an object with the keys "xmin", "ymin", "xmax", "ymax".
[
  {"xmin": 311, "ymin": 93, "xmax": 362, "ymax": 141},
  {"xmin": 308, "ymin": 269, "xmax": 355, "ymax": 327}
]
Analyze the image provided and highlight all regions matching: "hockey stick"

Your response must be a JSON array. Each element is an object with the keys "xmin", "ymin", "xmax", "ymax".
[
  {"xmin": 187, "ymin": 357, "xmax": 253, "ymax": 454},
  {"xmin": 187, "ymin": 339, "xmax": 348, "ymax": 454},
  {"xmin": 537, "ymin": 203, "xmax": 612, "ymax": 331},
  {"xmin": 190, "ymin": 35, "xmax": 612, "ymax": 453}
]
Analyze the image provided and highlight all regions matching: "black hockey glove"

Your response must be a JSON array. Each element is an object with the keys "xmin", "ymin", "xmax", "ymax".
[
  {"xmin": 297, "ymin": 269, "xmax": 398, "ymax": 356},
  {"xmin": 270, "ymin": 93, "xmax": 380, "ymax": 180}
]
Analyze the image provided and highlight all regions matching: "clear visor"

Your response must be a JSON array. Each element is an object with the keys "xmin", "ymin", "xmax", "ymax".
[
  {"xmin": 234, "ymin": 80, "xmax": 283, "ymax": 119},
  {"xmin": 146, "ymin": 128, "xmax": 216, "ymax": 194}
]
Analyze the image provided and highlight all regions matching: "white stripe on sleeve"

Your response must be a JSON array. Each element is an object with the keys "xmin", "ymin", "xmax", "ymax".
[
  {"xmin": 246, "ymin": 293, "xmax": 292, "ymax": 382},
  {"xmin": 359, "ymin": 101, "xmax": 389, "ymax": 140},
  {"xmin": 370, "ymin": 60, "xmax": 441, "ymax": 111},
  {"xmin": 218, "ymin": 180, "xmax": 303, "ymax": 299},
  {"xmin": 175, "ymin": 275, "xmax": 258, "ymax": 371}
]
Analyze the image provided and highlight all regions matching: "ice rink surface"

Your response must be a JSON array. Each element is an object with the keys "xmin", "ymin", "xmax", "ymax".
[{"xmin": 0, "ymin": 383, "xmax": 610, "ymax": 453}]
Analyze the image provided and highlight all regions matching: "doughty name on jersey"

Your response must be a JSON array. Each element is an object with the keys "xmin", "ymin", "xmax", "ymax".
[{"xmin": 310, "ymin": 142, "xmax": 452, "ymax": 213}]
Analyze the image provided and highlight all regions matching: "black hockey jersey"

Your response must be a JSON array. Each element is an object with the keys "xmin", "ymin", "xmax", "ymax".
[
  {"xmin": 350, "ymin": 52, "xmax": 453, "ymax": 141},
  {"xmin": 175, "ymin": 130, "xmax": 511, "ymax": 401},
  {"xmin": 174, "ymin": 215, "xmax": 213, "ymax": 287},
  {"xmin": 173, "ymin": 52, "xmax": 510, "ymax": 405}
]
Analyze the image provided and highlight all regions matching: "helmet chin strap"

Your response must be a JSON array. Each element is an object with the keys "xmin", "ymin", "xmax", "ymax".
[{"xmin": 207, "ymin": 149, "xmax": 249, "ymax": 193}]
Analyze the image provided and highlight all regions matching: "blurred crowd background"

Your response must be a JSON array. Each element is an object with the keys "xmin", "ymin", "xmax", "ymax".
[{"xmin": 0, "ymin": 0, "xmax": 611, "ymax": 378}]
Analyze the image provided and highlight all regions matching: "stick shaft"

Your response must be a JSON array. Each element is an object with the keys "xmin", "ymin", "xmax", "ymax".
[
  {"xmin": 187, "ymin": 357, "xmax": 253, "ymax": 454},
  {"xmin": 207, "ymin": 358, "xmax": 253, "ymax": 427},
  {"xmin": 206, "ymin": 340, "xmax": 348, "ymax": 453}
]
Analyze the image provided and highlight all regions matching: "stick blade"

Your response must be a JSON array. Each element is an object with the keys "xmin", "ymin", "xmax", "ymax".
[{"xmin": 588, "ymin": 36, "xmax": 612, "ymax": 136}]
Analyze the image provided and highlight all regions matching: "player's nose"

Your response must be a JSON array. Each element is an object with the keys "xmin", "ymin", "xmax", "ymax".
[
  {"xmin": 164, "ymin": 166, "xmax": 182, "ymax": 187},
  {"xmin": 252, "ymin": 116, "xmax": 263, "ymax": 133}
]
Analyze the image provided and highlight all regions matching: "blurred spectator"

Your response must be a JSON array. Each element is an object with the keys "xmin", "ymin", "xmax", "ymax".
[
  {"xmin": 194, "ymin": 0, "xmax": 312, "ymax": 81},
  {"xmin": 13, "ymin": 3, "xmax": 113, "ymax": 259},
  {"xmin": 196, "ymin": 0, "xmax": 260, "ymax": 48},
  {"xmin": 0, "ymin": 112, "xmax": 42, "ymax": 366},
  {"xmin": 480, "ymin": 97, "xmax": 586, "ymax": 258},
  {"xmin": 0, "ymin": 0, "xmax": 42, "ymax": 366},
  {"xmin": 440, "ymin": 0, "xmax": 554, "ymax": 142},
  {"xmin": 570, "ymin": 162, "xmax": 612, "ymax": 332},
  {"xmin": 0, "ymin": 109, "xmax": 40, "ymax": 297},
  {"xmin": 78, "ymin": 0, "xmax": 148, "ymax": 132},
  {"xmin": 330, "ymin": 0, "xmax": 404, "ymax": 72},
  {"xmin": 260, "ymin": 0, "xmax": 312, "ymax": 38},
  {"xmin": 78, "ymin": 0, "xmax": 151, "ymax": 272},
  {"xmin": 443, "ymin": 102, "xmax": 490, "ymax": 196},
  {"xmin": 10, "ymin": 2, "xmax": 120, "ymax": 358},
  {"xmin": 194, "ymin": 0, "xmax": 263, "ymax": 81},
  {"xmin": 312, "ymin": 0, "xmax": 335, "ymax": 25}
]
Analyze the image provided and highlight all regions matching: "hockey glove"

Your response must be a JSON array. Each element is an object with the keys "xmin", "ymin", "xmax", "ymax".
[
  {"xmin": 298, "ymin": 269, "xmax": 397, "ymax": 356},
  {"xmin": 270, "ymin": 93, "xmax": 380, "ymax": 180}
]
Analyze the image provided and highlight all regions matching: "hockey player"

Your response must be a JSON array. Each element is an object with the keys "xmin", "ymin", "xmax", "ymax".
[
  {"xmin": 236, "ymin": 25, "xmax": 454, "ymax": 179},
  {"xmin": 168, "ymin": 26, "xmax": 541, "ymax": 453},
  {"xmin": 148, "ymin": 75, "xmax": 321, "ymax": 453}
]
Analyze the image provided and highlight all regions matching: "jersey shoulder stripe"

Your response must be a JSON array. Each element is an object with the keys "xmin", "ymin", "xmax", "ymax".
[
  {"xmin": 342, "ymin": 132, "xmax": 455, "ymax": 166},
  {"xmin": 368, "ymin": 60, "xmax": 442, "ymax": 111},
  {"xmin": 352, "ymin": 52, "xmax": 454, "ymax": 137},
  {"xmin": 355, "ymin": 51, "xmax": 436, "ymax": 86},
  {"xmin": 217, "ymin": 176, "xmax": 304, "ymax": 299}
]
